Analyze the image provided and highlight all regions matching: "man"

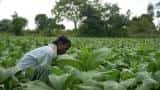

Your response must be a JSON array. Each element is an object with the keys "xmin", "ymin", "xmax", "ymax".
[{"xmin": 16, "ymin": 35, "xmax": 71, "ymax": 82}]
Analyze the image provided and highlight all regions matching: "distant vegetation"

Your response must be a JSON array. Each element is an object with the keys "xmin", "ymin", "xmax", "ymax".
[{"xmin": 0, "ymin": 0, "xmax": 160, "ymax": 37}]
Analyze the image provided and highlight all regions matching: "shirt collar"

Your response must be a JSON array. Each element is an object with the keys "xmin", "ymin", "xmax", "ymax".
[{"xmin": 48, "ymin": 43, "xmax": 57, "ymax": 53}]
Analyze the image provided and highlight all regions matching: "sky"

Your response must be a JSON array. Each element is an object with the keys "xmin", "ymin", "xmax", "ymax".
[{"xmin": 0, "ymin": 0, "xmax": 159, "ymax": 29}]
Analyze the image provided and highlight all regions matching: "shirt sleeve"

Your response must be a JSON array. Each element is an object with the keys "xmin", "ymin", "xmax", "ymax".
[
  {"xmin": 17, "ymin": 46, "xmax": 56, "ymax": 70},
  {"xmin": 38, "ymin": 46, "xmax": 57, "ymax": 67},
  {"xmin": 39, "ymin": 54, "xmax": 53, "ymax": 66},
  {"xmin": 16, "ymin": 55, "xmax": 38, "ymax": 70}
]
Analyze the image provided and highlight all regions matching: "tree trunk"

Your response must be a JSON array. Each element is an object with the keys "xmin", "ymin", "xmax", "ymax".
[{"xmin": 73, "ymin": 20, "xmax": 78, "ymax": 31}]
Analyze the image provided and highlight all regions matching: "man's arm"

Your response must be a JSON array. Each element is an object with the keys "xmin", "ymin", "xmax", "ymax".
[
  {"xmin": 39, "ymin": 54, "xmax": 53, "ymax": 67},
  {"xmin": 16, "ymin": 55, "xmax": 38, "ymax": 71}
]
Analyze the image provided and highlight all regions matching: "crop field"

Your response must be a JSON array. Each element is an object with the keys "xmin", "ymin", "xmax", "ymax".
[{"xmin": 1, "ymin": 37, "xmax": 160, "ymax": 90}]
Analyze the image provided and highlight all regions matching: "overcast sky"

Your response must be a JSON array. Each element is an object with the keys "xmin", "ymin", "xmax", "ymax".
[{"xmin": 0, "ymin": 0, "xmax": 158, "ymax": 29}]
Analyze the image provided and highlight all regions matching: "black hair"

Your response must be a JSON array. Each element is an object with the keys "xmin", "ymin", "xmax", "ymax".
[{"xmin": 53, "ymin": 35, "xmax": 71, "ymax": 48}]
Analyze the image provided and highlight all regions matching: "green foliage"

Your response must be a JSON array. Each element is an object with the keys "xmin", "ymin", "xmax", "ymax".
[
  {"xmin": 35, "ymin": 14, "xmax": 48, "ymax": 30},
  {"xmin": 127, "ymin": 14, "xmax": 156, "ymax": 35},
  {"xmin": 34, "ymin": 14, "xmax": 65, "ymax": 36},
  {"xmin": 79, "ymin": 3, "xmax": 106, "ymax": 37},
  {"xmin": 78, "ymin": 2, "xmax": 128, "ymax": 37},
  {"xmin": 103, "ymin": 81, "xmax": 126, "ymax": 90},
  {"xmin": 52, "ymin": 0, "xmax": 86, "ymax": 31},
  {"xmin": 12, "ymin": 17, "xmax": 28, "ymax": 35},
  {"xmin": 147, "ymin": 3, "xmax": 154, "ymax": 17},
  {"xmin": 23, "ymin": 81, "xmax": 52, "ymax": 90},
  {"xmin": 1, "ymin": 37, "xmax": 160, "ymax": 89},
  {"xmin": 0, "ymin": 14, "xmax": 28, "ymax": 36},
  {"xmin": 0, "ymin": 19, "xmax": 13, "ymax": 32},
  {"xmin": 49, "ymin": 73, "xmax": 70, "ymax": 90},
  {"xmin": 0, "ymin": 1, "xmax": 159, "ymax": 37}
]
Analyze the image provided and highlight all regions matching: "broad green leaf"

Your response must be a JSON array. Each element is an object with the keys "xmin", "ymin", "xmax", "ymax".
[
  {"xmin": 49, "ymin": 66, "xmax": 64, "ymax": 75},
  {"xmin": 76, "ymin": 84, "xmax": 102, "ymax": 90},
  {"xmin": 120, "ymin": 78, "xmax": 137, "ymax": 88},
  {"xmin": 57, "ymin": 54, "xmax": 76, "ymax": 61},
  {"xmin": 153, "ymin": 71, "xmax": 160, "ymax": 82},
  {"xmin": 81, "ymin": 79, "xmax": 103, "ymax": 88},
  {"xmin": 103, "ymin": 81, "xmax": 127, "ymax": 90},
  {"xmin": 48, "ymin": 73, "xmax": 70, "ymax": 90},
  {"xmin": 0, "ymin": 67, "xmax": 11, "ymax": 83},
  {"xmin": 0, "ymin": 67, "xmax": 19, "ymax": 83},
  {"xmin": 136, "ymin": 71, "xmax": 151, "ymax": 82},
  {"xmin": 135, "ymin": 84, "xmax": 151, "ymax": 90},
  {"xmin": 142, "ymin": 78, "xmax": 157, "ymax": 88},
  {"xmin": 23, "ymin": 81, "xmax": 52, "ymax": 90},
  {"xmin": 55, "ymin": 55, "xmax": 81, "ymax": 69},
  {"xmin": 120, "ymin": 69, "xmax": 135, "ymax": 80},
  {"xmin": 99, "ymin": 69, "xmax": 120, "ymax": 81}
]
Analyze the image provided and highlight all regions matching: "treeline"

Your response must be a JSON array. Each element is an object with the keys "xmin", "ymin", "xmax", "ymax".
[
  {"xmin": 0, "ymin": 12, "xmax": 65, "ymax": 36},
  {"xmin": 0, "ymin": 0, "xmax": 160, "ymax": 37}
]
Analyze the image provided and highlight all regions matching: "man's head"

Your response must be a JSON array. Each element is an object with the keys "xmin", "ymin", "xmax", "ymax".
[{"xmin": 53, "ymin": 36, "xmax": 71, "ymax": 55}]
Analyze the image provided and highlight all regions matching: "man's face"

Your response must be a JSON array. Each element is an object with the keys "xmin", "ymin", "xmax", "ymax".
[{"xmin": 57, "ymin": 43, "xmax": 69, "ymax": 55}]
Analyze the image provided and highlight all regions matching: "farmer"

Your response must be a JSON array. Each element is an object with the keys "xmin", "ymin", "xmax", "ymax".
[{"xmin": 16, "ymin": 35, "xmax": 71, "ymax": 82}]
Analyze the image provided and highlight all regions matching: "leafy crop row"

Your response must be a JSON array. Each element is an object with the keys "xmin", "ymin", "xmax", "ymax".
[{"xmin": 0, "ymin": 37, "xmax": 160, "ymax": 90}]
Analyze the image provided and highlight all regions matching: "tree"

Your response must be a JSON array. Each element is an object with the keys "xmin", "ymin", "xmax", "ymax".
[
  {"xmin": 47, "ymin": 18, "xmax": 56, "ymax": 29},
  {"xmin": 155, "ymin": 2, "xmax": 160, "ymax": 29},
  {"xmin": 47, "ymin": 18, "xmax": 65, "ymax": 31},
  {"xmin": 52, "ymin": 0, "xmax": 87, "ymax": 31},
  {"xmin": 126, "ymin": 9, "xmax": 131, "ymax": 20},
  {"xmin": 79, "ymin": 2, "xmax": 106, "ymax": 37},
  {"xmin": 35, "ymin": 14, "xmax": 48, "ymax": 30},
  {"xmin": 107, "ymin": 14, "xmax": 128, "ymax": 37},
  {"xmin": 12, "ymin": 17, "xmax": 28, "ymax": 35},
  {"xmin": 102, "ymin": 4, "xmax": 128, "ymax": 37},
  {"xmin": 100, "ymin": 3, "xmax": 128, "ymax": 37},
  {"xmin": 46, "ymin": 18, "xmax": 57, "ymax": 36},
  {"xmin": 55, "ymin": 24, "xmax": 65, "ymax": 30},
  {"xmin": 157, "ymin": 11, "xmax": 160, "ymax": 17},
  {"xmin": 0, "ymin": 19, "xmax": 12, "ymax": 32},
  {"xmin": 147, "ymin": 3, "xmax": 154, "ymax": 17},
  {"xmin": 127, "ymin": 14, "xmax": 156, "ymax": 36},
  {"xmin": 78, "ymin": 1, "xmax": 128, "ymax": 37},
  {"xmin": 12, "ymin": 11, "xmax": 18, "ymax": 19},
  {"xmin": 156, "ymin": 2, "xmax": 160, "ymax": 8},
  {"xmin": 35, "ymin": 13, "xmax": 66, "ymax": 36}
]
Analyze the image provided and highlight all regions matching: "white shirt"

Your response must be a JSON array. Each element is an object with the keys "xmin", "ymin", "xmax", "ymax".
[{"xmin": 16, "ymin": 44, "xmax": 57, "ymax": 70}]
